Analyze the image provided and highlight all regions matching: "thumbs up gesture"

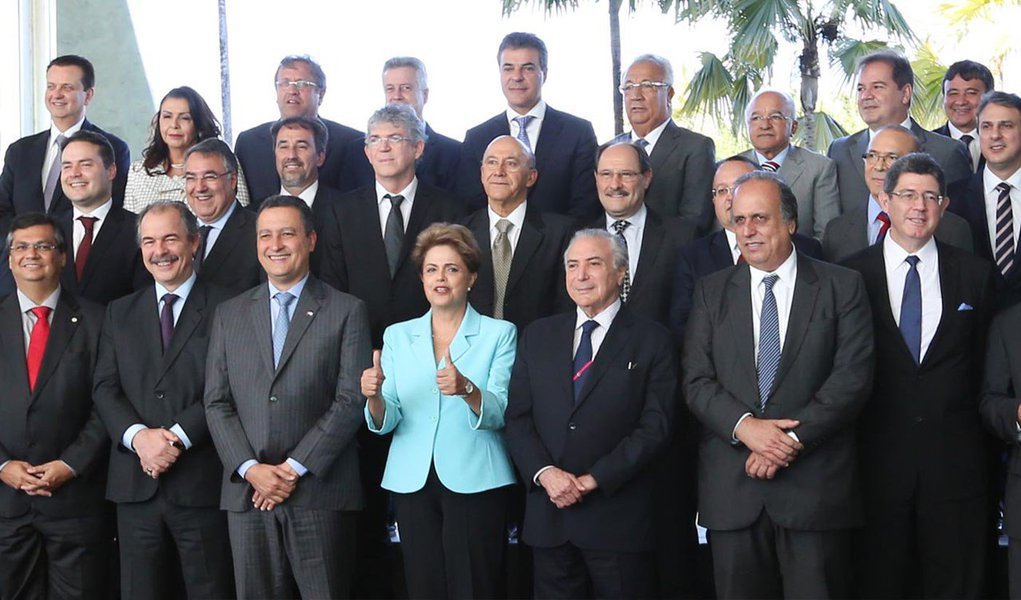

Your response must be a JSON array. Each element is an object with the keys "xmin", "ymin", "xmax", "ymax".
[
  {"xmin": 436, "ymin": 347, "xmax": 468, "ymax": 397},
  {"xmin": 361, "ymin": 349, "xmax": 385, "ymax": 400}
]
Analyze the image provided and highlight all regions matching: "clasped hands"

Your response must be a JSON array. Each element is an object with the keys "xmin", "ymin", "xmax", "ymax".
[
  {"xmin": 246, "ymin": 462, "xmax": 299, "ymax": 511},
  {"xmin": 0, "ymin": 459, "xmax": 74, "ymax": 496},
  {"xmin": 537, "ymin": 467, "xmax": 598, "ymax": 509},
  {"xmin": 132, "ymin": 427, "xmax": 183, "ymax": 479},
  {"xmin": 735, "ymin": 417, "xmax": 802, "ymax": 480}
]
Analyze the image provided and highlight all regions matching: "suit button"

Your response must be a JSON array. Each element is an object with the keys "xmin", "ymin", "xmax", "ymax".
[
  {"xmin": 432, "ymin": 389, "xmax": 438, "ymax": 394},
  {"xmin": 914, "ymin": 417, "xmax": 923, "ymax": 423},
  {"xmin": 431, "ymin": 417, "xmax": 438, "ymax": 423},
  {"xmin": 155, "ymin": 392, "xmax": 165, "ymax": 400},
  {"xmin": 269, "ymin": 395, "xmax": 278, "ymax": 403},
  {"xmin": 568, "ymin": 422, "xmax": 577, "ymax": 431}
]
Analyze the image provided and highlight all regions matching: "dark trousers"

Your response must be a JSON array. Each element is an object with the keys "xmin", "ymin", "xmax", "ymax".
[
  {"xmin": 228, "ymin": 506, "xmax": 357, "ymax": 599},
  {"xmin": 353, "ymin": 429, "xmax": 394, "ymax": 599},
  {"xmin": 532, "ymin": 543, "xmax": 655, "ymax": 599},
  {"xmin": 1010, "ymin": 536, "xmax": 1021, "ymax": 600},
  {"xmin": 116, "ymin": 490, "xmax": 234, "ymax": 600},
  {"xmin": 709, "ymin": 509, "xmax": 853, "ymax": 599},
  {"xmin": 393, "ymin": 466, "xmax": 510, "ymax": 599},
  {"xmin": 0, "ymin": 510, "xmax": 111, "ymax": 600}
]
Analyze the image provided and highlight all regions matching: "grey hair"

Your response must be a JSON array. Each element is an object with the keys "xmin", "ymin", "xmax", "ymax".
[
  {"xmin": 745, "ymin": 88, "xmax": 797, "ymax": 121},
  {"xmin": 732, "ymin": 171, "xmax": 799, "ymax": 225},
  {"xmin": 137, "ymin": 200, "xmax": 200, "ymax": 244},
  {"xmin": 383, "ymin": 56, "xmax": 428, "ymax": 89},
  {"xmin": 564, "ymin": 228, "xmax": 628, "ymax": 272},
  {"xmin": 366, "ymin": 103, "xmax": 428, "ymax": 145},
  {"xmin": 624, "ymin": 54, "xmax": 674, "ymax": 86}
]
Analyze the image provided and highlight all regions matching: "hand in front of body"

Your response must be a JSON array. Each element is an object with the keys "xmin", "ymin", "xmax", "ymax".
[
  {"xmin": 734, "ymin": 417, "xmax": 802, "ymax": 467},
  {"xmin": 437, "ymin": 348, "xmax": 481, "ymax": 414},
  {"xmin": 134, "ymin": 427, "xmax": 183, "ymax": 478},
  {"xmin": 538, "ymin": 467, "xmax": 587, "ymax": 509},
  {"xmin": 247, "ymin": 462, "xmax": 298, "ymax": 511},
  {"xmin": 362, "ymin": 350, "xmax": 386, "ymax": 428}
]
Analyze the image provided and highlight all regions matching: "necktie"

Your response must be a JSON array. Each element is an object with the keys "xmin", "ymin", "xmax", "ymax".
[
  {"xmin": 272, "ymin": 292, "xmax": 295, "ymax": 368},
  {"xmin": 876, "ymin": 211, "xmax": 891, "ymax": 244},
  {"xmin": 611, "ymin": 220, "xmax": 632, "ymax": 302},
  {"xmin": 995, "ymin": 183, "xmax": 1014, "ymax": 276},
  {"xmin": 194, "ymin": 225, "xmax": 213, "ymax": 274},
  {"xmin": 76, "ymin": 216, "xmax": 98, "ymax": 282},
  {"xmin": 43, "ymin": 134, "xmax": 67, "ymax": 211},
  {"xmin": 900, "ymin": 256, "xmax": 922, "ymax": 364},
  {"xmin": 961, "ymin": 134, "xmax": 976, "ymax": 172},
  {"xmin": 757, "ymin": 275, "xmax": 781, "ymax": 409},
  {"xmin": 573, "ymin": 320, "xmax": 599, "ymax": 400},
  {"xmin": 383, "ymin": 194, "xmax": 405, "ymax": 277},
  {"xmin": 159, "ymin": 293, "xmax": 179, "ymax": 353},
  {"xmin": 635, "ymin": 138, "xmax": 649, "ymax": 151},
  {"xmin": 761, "ymin": 160, "xmax": 781, "ymax": 173},
  {"xmin": 492, "ymin": 219, "xmax": 513, "ymax": 319},
  {"xmin": 513, "ymin": 115, "xmax": 536, "ymax": 150},
  {"xmin": 26, "ymin": 306, "xmax": 52, "ymax": 392},
  {"xmin": 737, "ymin": 254, "xmax": 747, "ymax": 265}
]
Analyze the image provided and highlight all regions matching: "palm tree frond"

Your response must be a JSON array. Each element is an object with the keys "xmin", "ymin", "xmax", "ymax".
[
  {"xmin": 794, "ymin": 110, "xmax": 850, "ymax": 150},
  {"xmin": 909, "ymin": 42, "xmax": 948, "ymax": 129},
  {"xmin": 679, "ymin": 52, "xmax": 736, "ymax": 123},
  {"xmin": 829, "ymin": 38, "xmax": 893, "ymax": 83}
]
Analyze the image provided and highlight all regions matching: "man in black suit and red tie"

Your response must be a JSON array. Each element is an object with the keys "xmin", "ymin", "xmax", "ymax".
[{"xmin": 842, "ymin": 153, "xmax": 994, "ymax": 598}]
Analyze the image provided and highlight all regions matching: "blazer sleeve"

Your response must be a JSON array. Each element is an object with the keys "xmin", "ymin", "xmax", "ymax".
[
  {"xmin": 204, "ymin": 307, "xmax": 259, "ymax": 476},
  {"xmin": 470, "ymin": 322, "xmax": 517, "ymax": 431},
  {"xmin": 812, "ymin": 159, "xmax": 841, "ymax": 240},
  {"xmin": 981, "ymin": 312, "xmax": 1021, "ymax": 444},
  {"xmin": 366, "ymin": 327, "xmax": 403, "ymax": 435},
  {"xmin": 92, "ymin": 303, "xmax": 145, "ymax": 444},
  {"xmin": 505, "ymin": 325, "xmax": 556, "ymax": 488},
  {"xmin": 58, "ymin": 315, "xmax": 109, "ymax": 476},
  {"xmin": 317, "ymin": 206, "xmax": 350, "ymax": 294}
]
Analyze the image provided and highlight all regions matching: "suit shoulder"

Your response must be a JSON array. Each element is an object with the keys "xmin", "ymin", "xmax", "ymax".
[
  {"xmin": 546, "ymin": 105, "xmax": 593, "ymax": 128},
  {"xmin": 427, "ymin": 129, "xmax": 462, "ymax": 149},
  {"xmin": 805, "ymin": 255, "xmax": 865, "ymax": 284},
  {"xmin": 674, "ymin": 124, "xmax": 714, "ymax": 146},
  {"xmin": 536, "ymin": 210, "xmax": 577, "ymax": 231},
  {"xmin": 521, "ymin": 312, "xmax": 573, "ymax": 340},
  {"xmin": 6, "ymin": 129, "xmax": 48, "ymax": 153},
  {"xmin": 74, "ymin": 295, "xmax": 107, "ymax": 321},
  {"xmin": 323, "ymin": 119, "xmax": 363, "ymax": 143},
  {"xmin": 937, "ymin": 240, "xmax": 993, "ymax": 272},
  {"xmin": 236, "ymin": 122, "xmax": 272, "ymax": 142},
  {"xmin": 794, "ymin": 145, "xmax": 834, "ymax": 166},
  {"xmin": 464, "ymin": 114, "xmax": 505, "ymax": 139},
  {"xmin": 478, "ymin": 313, "xmax": 518, "ymax": 337}
]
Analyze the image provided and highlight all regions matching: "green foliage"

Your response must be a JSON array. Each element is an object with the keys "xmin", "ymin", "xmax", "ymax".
[{"xmin": 909, "ymin": 42, "xmax": 948, "ymax": 129}]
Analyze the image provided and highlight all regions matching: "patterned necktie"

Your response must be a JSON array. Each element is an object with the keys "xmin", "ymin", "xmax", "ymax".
[
  {"xmin": 383, "ymin": 194, "xmax": 405, "ymax": 277},
  {"xmin": 26, "ymin": 306, "xmax": 52, "ymax": 391},
  {"xmin": 876, "ymin": 211, "xmax": 891, "ymax": 243},
  {"xmin": 900, "ymin": 256, "xmax": 922, "ymax": 365},
  {"xmin": 635, "ymin": 138, "xmax": 649, "ymax": 151},
  {"xmin": 960, "ymin": 134, "xmax": 976, "ymax": 173},
  {"xmin": 611, "ymin": 220, "xmax": 632, "ymax": 302},
  {"xmin": 492, "ymin": 219, "xmax": 514, "ymax": 319},
  {"xmin": 757, "ymin": 274, "xmax": 781, "ymax": 409},
  {"xmin": 513, "ymin": 115, "xmax": 536, "ymax": 150},
  {"xmin": 194, "ymin": 225, "xmax": 213, "ymax": 274},
  {"xmin": 76, "ymin": 216, "xmax": 98, "ymax": 282},
  {"xmin": 43, "ymin": 134, "xmax": 67, "ymax": 211},
  {"xmin": 160, "ymin": 293, "xmax": 178, "ymax": 353},
  {"xmin": 761, "ymin": 160, "xmax": 781, "ymax": 173},
  {"xmin": 573, "ymin": 320, "xmax": 599, "ymax": 400},
  {"xmin": 272, "ymin": 292, "xmax": 295, "ymax": 368},
  {"xmin": 995, "ymin": 183, "xmax": 1014, "ymax": 276}
]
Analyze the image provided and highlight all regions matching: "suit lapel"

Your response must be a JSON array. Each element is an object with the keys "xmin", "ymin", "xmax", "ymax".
[
  {"xmin": 466, "ymin": 211, "xmax": 495, "ymax": 315},
  {"xmin": 725, "ymin": 267, "xmax": 759, "ymax": 397},
  {"xmin": 648, "ymin": 122, "xmax": 679, "ymax": 173},
  {"xmin": 771, "ymin": 255, "xmax": 820, "ymax": 395},
  {"xmin": 0, "ymin": 295, "xmax": 31, "ymax": 400},
  {"xmin": 202, "ymin": 204, "xmax": 243, "ymax": 278},
  {"xmin": 506, "ymin": 206, "xmax": 543, "ymax": 294},
  {"xmin": 573, "ymin": 309, "xmax": 632, "ymax": 408},
  {"xmin": 780, "ymin": 147, "xmax": 806, "ymax": 188},
  {"xmin": 921, "ymin": 245, "xmax": 957, "ymax": 369},
  {"xmin": 410, "ymin": 312, "xmax": 436, "ymax": 367},
  {"xmin": 448, "ymin": 306, "xmax": 479, "ymax": 366},
  {"xmin": 31, "ymin": 291, "xmax": 83, "ymax": 402},
  {"xmin": 400, "ymin": 188, "xmax": 434, "ymax": 273},
  {"xmin": 533, "ymin": 108, "xmax": 564, "ymax": 169},
  {"xmin": 861, "ymin": 246, "xmax": 915, "ymax": 363},
  {"xmin": 710, "ymin": 231, "xmax": 735, "ymax": 269},
  {"xmin": 853, "ymin": 132, "xmax": 869, "ymax": 181},
  {"xmin": 548, "ymin": 314, "xmax": 576, "ymax": 407},
  {"xmin": 80, "ymin": 208, "xmax": 126, "ymax": 284},
  {"xmin": 249, "ymin": 285, "xmax": 275, "ymax": 375},
  {"xmin": 157, "ymin": 284, "xmax": 207, "ymax": 382},
  {"xmin": 274, "ymin": 278, "xmax": 325, "ymax": 376},
  {"xmin": 629, "ymin": 210, "xmax": 663, "ymax": 295}
]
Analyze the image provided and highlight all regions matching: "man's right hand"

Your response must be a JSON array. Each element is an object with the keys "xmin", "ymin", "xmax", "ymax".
[
  {"xmin": 245, "ymin": 463, "xmax": 297, "ymax": 509},
  {"xmin": 0, "ymin": 460, "xmax": 37, "ymax": 491},
  {"xmin": 537, "ymin": 467, "xmax": 586, "ymax": 509},
  {"xmin": 133, "ymin": 428, "xmax": 182, "ymax": 477},
  {"xmin": 735, "ymin": 417, "xmax": 802, "ymax": 466}
]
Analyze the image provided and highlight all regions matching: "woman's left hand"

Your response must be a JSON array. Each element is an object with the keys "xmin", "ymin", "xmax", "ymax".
[{"xmin": 436, "ymin": 348, "xmax": 468, "ymax": 396}]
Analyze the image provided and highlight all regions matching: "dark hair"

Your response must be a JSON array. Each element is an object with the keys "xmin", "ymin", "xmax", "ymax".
[
  {"xmin": 47, "ymin": 54, "xmax": 95, "ymax": 90},
  {"xmin": 595, "ymin": 141, "xmax": 651, "ymax": 174},
  {"xmin": 6, "ymin": 212, "xmax": 66, "ymax": 253},
  {"xmin": 978, "ymin": 91, "xmax": 1021, "ymax": 120},
  {"xmin": 411, "ymin": 223, "xmax": 482, "ymax": 274},
  {"xmin": 258, "ymin": 195, "xmax": 315, "ymax": 235},
  {"xmin": 61, "ymin": 130, "xmax": 115, "ymax": 169},
  {"xmin": 858, "ymin": 50, "xmax": 914, "ymax": 89},
  {"xmin": 943, "ymin": 60, "xmax": 994, "ymax": 93},
  {"xmin": 732, "ymin": 171, "xmax": 799, "ymax": 225},
  {"xmin": 137, "ymin": 200, "xmax": 200, "ymax": 244},
  {"xmin": 498, "ymin": 32, "xmax": 548, "ymax": 76},
  {"xmin": 716, "ymin": 154, "xmax": 760, "ymax": 170},
  {"xmin": 271, "ymin": 117, "xmax": 330, "ymax": 155},
  {"xmin": 883, "ymin": 152, "xmax": 947, "ymax": 196},
  {"xmin": 277, "ymin": 55, "xmax": 326, "ymax": 90},
  {"xmin": 184, "ymin": 138, "xmax": 239, "ymax": 174},
  {"xmin": 142, "ymin": 86, "xmax": 222, "ymax": 174}
]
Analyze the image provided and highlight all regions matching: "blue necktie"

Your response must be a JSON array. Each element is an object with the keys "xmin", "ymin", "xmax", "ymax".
[
  {"xmin": 900, "ymin": 256, "xmax": 922, "ymax": 364},
  {"xmin": 514, "ymin": 115, "xmax": 535, "ymax": 150},
  {"xmin": 573, "ymin": 320, "xmax": 599, "ymax": 400},
  {"xmin": 757, "ymin": 275, "xmax": 781, "ymax": 409},
  {"xmin": 272, "ymin": 292, "xmax": 295, "ymax": 368}
]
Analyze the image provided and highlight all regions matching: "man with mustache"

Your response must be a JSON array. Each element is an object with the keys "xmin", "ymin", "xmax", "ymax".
[{"xmin": 93, "ymin": 200, "xmax": 234, "ymax": 599}]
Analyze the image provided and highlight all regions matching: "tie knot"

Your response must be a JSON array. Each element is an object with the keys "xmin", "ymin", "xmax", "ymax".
[
  {"xmin": 581, "ymin": 320, "xmax": 599, "ymax": 336},
  {"xmin": 514, "ymin": 115, "xmax": 535, "ymax": 129},
  {"xmin": 161, "ymin": 293, "xmax": 179, "ymax": 308},
  {"xmin": 274, "ymin": 291, "xmax": 295, "ymax": 309},
  {"xmin": 55, "ymin": 133, "xmax": 67, "ymax": 147},
  {"xmin": 495, "ymin": 219, "xmax": 513, "ymax": 234},
  {"xmin": 611, "ymin": 220, "xmax": 630, "ymax": 234},
  {"xmin": 635, "ymin": 138, "xmax": 649, "ymax": 149},
  {"xmin": 385, "ymin": 194, "xmax": 405, "ymax": 209},
  {"xmin": 78, "ymin": 216, "xmax": 98, "ymax": 231},
  {"xmin": 199, "ymin": 225, "xmax": 213, "ymax": 237},
  {"xmin": 30, "ymin": 306, "xmax": 52, "ymax": 320},
  {"xmin": 998, "ymin": 182, "xmax": 1012, "ymax": 196},
  {"xmin": 877, "ymin": 211, "xmax": 891, "ymax": 226},
  {"xmin": 905, "ymin": 255, "xmax": 920, "ymax": 268},
  {"xmin": 762, "ymin": 161, "xmax": 781, "ymax": 173},
  {"xmin": 762, "ymin": 274, "xmax": 779, "ymax": 292},
  {"xmin": 961, "ymin": 134, "xmax": 974, "ymax": 145}
]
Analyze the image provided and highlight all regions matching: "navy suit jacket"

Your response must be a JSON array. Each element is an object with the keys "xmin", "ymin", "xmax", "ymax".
[
  {"xmin": 196, "ymin": 203, "xmax": 263, "ymax": 296},
  {"xmin": 336, "ymin": 124, "xmax": 461, "ymax": 194}
]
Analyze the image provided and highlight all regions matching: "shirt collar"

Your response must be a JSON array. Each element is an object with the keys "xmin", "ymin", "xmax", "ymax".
[
  {"xmin": 375, "ymin": 177, "xmax": 418, "ymax": 206},
  {"xmin": 17, "ymin": 287, "xmax": 61, "ymax": 314},
  {"xmin": 200, "ymin": 200, "xmax": 238, "ymax": 229},
  {"xmin": 604, "ymin": 203, "xmax": 647, "ymax": 230},
  {"xmin": 50, "ymin": 115, "xmax": 85, "ymax": 139},
  {"xmin": 155, "ymin": 271, "xmax": 197, "ymax": 305},
  {"xmin": 506, "ymin": 99, "xmax": 547, "ymax": 124},
  {"xmin": 947, "ymin": 121, "xmax": 975, "ymax": 139},
  {"xmin": 868, "ymin": 195, "xmax": 884, "ymax": 223},
  {"xmin": 869, "ymin": 116, "xmax": 913, "ymax": 139},
  {"xmin": 488, "ymin": 200, "xmax": 528, "ymax": 231},
  {"xmin": 724, "ymin": 229, "xmax": 739, "ymax": 253},
  {"xmin": 748, "ymin": 245, "xmax": 797, "ymax": 289},
  {"xmin": 281, "ymin": 179, "xmax": 319, "ymax": 205},
  {"xmin": 883, "ymin": 230, "xmax": 938, "ymax": 265},
  {"xmin": 74, "ymin": 198, "xmax": 113, "ymax": 221},
  {"xmin": 269, "ymin": 273, "xmax": 310, "ymax": 298},
  {"xmin": 575, "ymin": 297, "xmax": 622, "ymax": 331},
  {"xmin": 983, "ymin": 165, "xmax": 1021, "ymax": 194},
  {"xmin": 632, "ymin": 118, "xmax": 669, "ymax": 148},
  {"xmin": 754, "ymin": 144, "xmax": 791, "ymax": 166}
]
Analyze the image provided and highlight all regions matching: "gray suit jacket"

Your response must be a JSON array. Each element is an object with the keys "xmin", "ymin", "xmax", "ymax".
[
  {"xmin": 740, "ymin": 145, "xmax": 840, "ymax": 239},
  {"xmin": 827, "ymin": 119, "xmax": 972, "ymax": 215},
  {"xmin": 204, "ymin": 276, "xmax": 372, "ymax": 512},
  {"xmin": 614, "ymin": 120, "xmax": 716, "ymax": 232},
  {"xmin": 822, "ymin": 206, "xmax": 973, "ymax": 262}
]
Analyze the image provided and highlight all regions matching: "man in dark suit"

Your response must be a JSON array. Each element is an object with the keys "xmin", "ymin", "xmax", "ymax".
[
  {"xmin": 934, "ymin": 60, "xmax": 994, "ymax": 174},
  {"xmin": 823, "ymin": 125, "xmax": 973, "ymax": 262},
  {"xmin": 683, "ymin": 171, "xmax": 874, "ymax": 598},
  {"xmin": 338, "ymin": 56, "xmax": 461, "ymax": 193},
  {"xmin": 235, "ymin": 55, "xmax": 363, "ymax": 204},
  {"xmin": 506, "ymin": 228, "xmax": 677, "ymax": 598},
  {"xmin": 56, "ymin": 131, "xmax": 150, "ymax": 305},
  {"xmin": 828, "ymin": 50, "xmax": 972, "ymax": 215},
  {"xmin": 612, "ymin": 54, "xmax": 716, "ymax": 231},
  {"xmin": 204, "ymin": 196, "xmax": 372, "ymax": 598},
  {"xmin": 671, "ymin": 156, "xmax": 823, "ymax": 342},
  {"xmin": 93, "ymin": 201, "xmax": 234, "ymax": 599},
  {"xmin": 0, "ymin": 213, "xmax": 110, "ymax": 599},
  {"xmin": 841, "ymin": 153, "xmax": 994, "ymax": 598},
  {"xmin": 462, "ymin": 135, "xmax": 575, "ymax": 331},
  {"xmin": 183, "ymin": 139, "xmax": 262, "ymax": 295},
  {"xmin": 457, "ymin": 32, "xmax": 599, "ymax": 219}
]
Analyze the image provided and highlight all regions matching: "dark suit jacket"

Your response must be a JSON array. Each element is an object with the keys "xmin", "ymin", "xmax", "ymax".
[
  {"xmin": 585, "ymin": 208, "xmax": 696, "ymax": 325},
  {"xmin": 93, "ymin": 282, "xmax": 233, "ymax": 507},
  {"xmin": 827, "ymin": 119, "xmax": 972, "ymax": 215},
  {"xmin": 505, "ymin": 308, "xmax": 677, "ymax": 551},
  {"xmin": 670, "ymin": 231, "xmax": 823, "ymax": 343},
  {"xmin": 318, "ymin": 183, "xmax": 464, "ymax": 347},
  {"xmin": 196, "ymin": 203, "xmax": 262, "ymax": 296},
  {"xmin": 843, "ymin": 242, "xmax": 993, "ymax": 507},
  {"xmin": 235, "ymin": 118, "xmax": 363, "ymax": 205},
  {"xmin": 822, "ymin": 206, "xmax": 973, "ymax": 263},
  {"xmin": 336, "ymin": 124, "xmax": 462, "ymax": 194},
  {"xmin": 462, "ymin": 203, "xmax": 575, "ymax": 332},
  {"xmin": 456, "ymin": 105, "xmax": 599, "ymax": 219},
  {"xmin": 306, "ymin": 183, "xmax": 345, "ymax": 277},
  {"xmin": 59, "ymin": 207, "xmax": 151, "ymax": 305},
  {"xmin": 933, "ymin": 123, "xmax": 984, "ymax": 173},
  {"xmin": 204, "ymin": 277, "xmax": 372, "ymax": 512},
  {"xmin": 0, "ymin": 290, "xmax": 108, "ymax": 518},
  {"xmin": 614, "ymin": 121, "xmax": 716, "ymax": 232},
  {"xmin": 683, "ymin": 254, "xmax": 874, "ymax": 531}
]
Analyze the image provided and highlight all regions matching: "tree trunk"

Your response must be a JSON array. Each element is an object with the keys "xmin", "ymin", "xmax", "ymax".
[
  {"xmin": 218, "ymin": 0, "xmax": 233, "ymax": 145},
  {"xmin": 609, "ymin": 0, "xmax": 624, "ymax": 135},
  {"xmin": 798, "ymin": 29, "xmax": 820, "ymax": 151}
]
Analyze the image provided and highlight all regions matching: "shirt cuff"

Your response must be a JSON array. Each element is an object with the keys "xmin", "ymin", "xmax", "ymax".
[
  {"xmin": 0, "ymin": 460, "xmax": 8, "ymax": 473},
  {"xmin": 169, "ymin": 424, "xmax": 192, "ymax": 450},
  {"xmin": 122, "ymin": 424, "xmax": 147, "ymax": 452},
  {"xmin": 286, "ymin": 458, "xmax": 308, "ymax": 477},
  {"xmin": 533, "ymin": 465, "xmax": 555, "ymax": 486},
  {"xmin": 237, "ymin": 459, "xmax": 258, "ymax": 479},
  {"xmin": 787, "ymin": 430, "xmax": 800, "ymax": 443},
  {"xmin": 732, "ymin": 413, "xmax": 753, "ymax": 444},
  {"xmin": 59, "ymin": 460, "xmax": 77, "ymax": 477}
]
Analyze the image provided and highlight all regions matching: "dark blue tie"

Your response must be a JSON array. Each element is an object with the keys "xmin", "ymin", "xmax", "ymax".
[
  {"xmin": 573, "ymin": 320, "xmax": 599, "ymax": 400},
  {"xmin": 900, "ymin": 255, "xmax": 922, "ymax": 364}
]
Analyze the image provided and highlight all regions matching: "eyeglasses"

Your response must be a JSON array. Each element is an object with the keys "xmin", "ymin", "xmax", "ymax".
[
  {"xmin": 711, "ymin": 186, "xmax": 734, "ymax": 198},
  {"xmin": 10, "ymin": 242, "xmax": 60, "ymax": 254},
  {"xmin": 184, "ymin": 172, "xmax": 231, "ymax": 184},
  {"xmin": 748, "ymin": 113, "xmax": 791, "ymax": 125},
  {"xmin": 365, "ymin": 135, "xmax": 413, "ymax": 147},
  {"xmin": 618, "ymin": 81, "xmax": 670, "ymax": 94},
  {"xmin": 888, "ymin": 189, "xmax": 946, "ymax": 206},
  {"xmin": 596, "ymin": 170, "xmax": 642, "ymax": 181},
  {"xmin": 863, "ymin": 152, "xmax": 900, "ymax": 166},
  {"xmin": 275, "ymin": 80, "xmax": 319, "ymax": 91}
]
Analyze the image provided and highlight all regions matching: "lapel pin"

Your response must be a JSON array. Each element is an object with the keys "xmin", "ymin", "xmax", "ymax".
[
  {"xmin": 70, "ymin": 317, "xmax": 78, "ymax": 323},
  {"xmin": 306, "ymin": 311, "xmax": 314, "ymax": 317}
]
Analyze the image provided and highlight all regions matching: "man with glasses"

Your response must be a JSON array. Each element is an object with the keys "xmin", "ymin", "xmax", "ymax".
[
  {"xmin": 739, "ymin": 88, "xmax": 839, "ymax": 239},
  {"xmin": 235, "ymin": 55, "xmax": 363, "ymax": 204},
  {"xmin": 842, "ymin": 153, "xmax": 994, "ymax": 598},
  {"xmin": 613, "ymin": 54, "xmax": 716, "ymax": 232},
  {"xmin": 823, "ymin": 125, "xmax": 972, "ymax": 262}
]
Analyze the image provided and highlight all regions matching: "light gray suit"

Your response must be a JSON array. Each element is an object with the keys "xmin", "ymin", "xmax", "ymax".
[
  {"xmin": 740, "ymin": 145, "xmax": 840, "ymax": 239},
  {"xmin": 822, "ymin": 206, "xmax": 973, "ymax": 262}
]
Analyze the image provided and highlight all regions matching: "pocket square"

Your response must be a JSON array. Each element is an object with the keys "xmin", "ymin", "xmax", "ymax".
[
  {"xmin": 958, "ymin": 303, "xmax": 974, "ymax": 311},
  {"xmin": 627, "ymin": 361, "xmax": 638, "ymax": 370}
]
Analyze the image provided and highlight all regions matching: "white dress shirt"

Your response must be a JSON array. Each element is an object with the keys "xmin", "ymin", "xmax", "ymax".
[
  {"xmin": 604, "ymin": 204, "xmax": 647, "ymax": 279},
  {"xmin": 749, "ymin": 249, "xmax": 798, "ymax": 361},
  {"xmin": 883, "ymin": 235, "xmax": 942, "ymax": 362},
  {"xmin": 947, "ymin": 121, "xmax": 982, "ymax": 172},
  {"xmin": 488, "ymin": 200, "xmax": 528, "ymax": 254},
  {"xmin": 506, "ymin": 100, "xmax": 547, "ymax": 151},
  {"xmin": 629, "ymin": 118, "xmax": 669, "ymax": 155},
  {"xmin": 281, "ymin": 179, "xmax": 319, "ymax": 209},
  {"xmin": 198, "ymin": 200, "xmax": 238, "ymax": 259},
  {"xmin": 376, "ymin": 178, "xmax": 417, "ymax": 237},
  {"xmin": 73, "ymin": 199, "xmax": 113, "ymax": 260},
  {"xmin": 753, "ymin": 144, "xmax": 791, "ymax": 167},
  {"xmin": 41, "ymin": 116, "xmax": 85, "ymax": 188},
  {"xmin": 982, "ymin": 167, "xmax": 1021, "ymax": 253},
  {"xmin": 867, "ymin": 196, "xmax": 887, "ymax": 245},
  {"xmin": 725, "ymin": 229, "xmax": 741, "ymax": 264}
]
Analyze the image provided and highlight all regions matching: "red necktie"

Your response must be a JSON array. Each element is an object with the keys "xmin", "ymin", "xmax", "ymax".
[
  {"xmin": 26, "ymin": 306, "xmax": 52, "ymax": 391},
  {"xmin": 76, "ymin": 216, "xmax": 98, "ymax": 281},
  {"xmin": 876, "ymin": 212, "xmax": 891, "ymax": 243},
  {"xmin": 737, "ymin": 254, "xmax": 747, "ymax": 265}
]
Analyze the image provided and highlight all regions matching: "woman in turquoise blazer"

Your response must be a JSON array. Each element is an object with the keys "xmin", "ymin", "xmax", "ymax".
[{"xmin": 361, "ymin": 223, "xmax": 517, "ymax": 599}]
